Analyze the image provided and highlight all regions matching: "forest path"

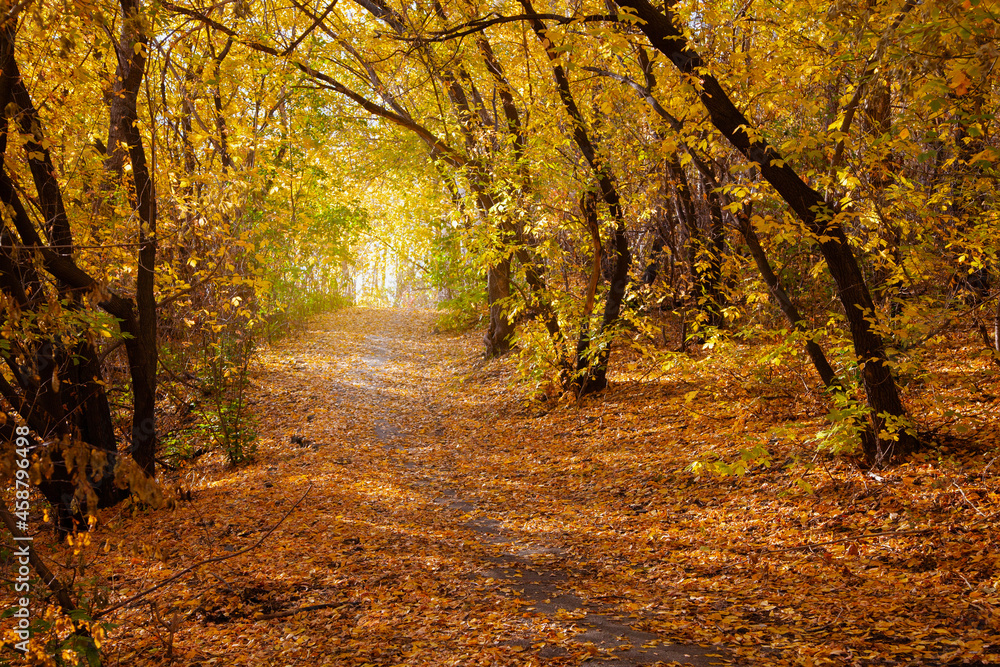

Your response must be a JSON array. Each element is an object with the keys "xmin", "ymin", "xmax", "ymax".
[
  {"xmin": 100, "ymin": 306, "xmax": 999, "ymax": 666},
  {"xmin": 247, "ymin": 306, "xmax": 725, "ymax": 666}
]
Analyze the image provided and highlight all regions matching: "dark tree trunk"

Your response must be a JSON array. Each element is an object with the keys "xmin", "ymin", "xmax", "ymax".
[
  {"xmin": 208, "ymin": 36, "xmax": 235, "ymax": 173},
  {"xmin": 576, "ymin": 192, "xmax": 603, "ymax": 367},
  {"xmin": 428, "ymin": 1, "xmax": 522, "ymax": 359},
  {"xmin": 520, "ymin": 0, "xmax": 632, "ymax": 393},
  {"xmin": 737, "ymin": 210, "xmax": 842, "ymax": 390},
  {"xmin": 667, "ymin": 157, "xmax": 723, "ymax": 330},
  {"xmin": 0, "ymin": 17, "xmax": 142, "ymax": 533},
  {"xmin": 615, "ymin": 0, "xmax": 916, "ymax": 462},
  {"xmin": 479, "ymin": 35, "xmax": 563, "ymax": 349},
  {"xmin": 485, "ymin": 258, "xmax": 515, "ymax": 357},
  {"xmin": 105, "ymin": 0, "xmax": 158, "ymax": 476},
  {"xmin": 703, "ymin": 174, "xmax": 727, "ymax": 328}
]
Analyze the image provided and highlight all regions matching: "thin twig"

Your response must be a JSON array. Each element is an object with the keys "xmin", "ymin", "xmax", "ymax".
[
  {"xmin": 950, "ymin": 481, "xmax": 987, "ymax": 517},
  {"xmin": 153, "ymin": 456, "xmax": 179, "ymax": 471},
  {"xmin": 98, "ymin": 338, "xmax": 127, "ymax": 365},
  {"xmin": 156, "ymin": 256, "xmax": 226, "ymax": 309},
  {"xmin": 94, "ymin": 484, "xmax": 312, "ymax": 619},
  {"xmin": 400, "ymin": 12, "xmax": 618, "ymax": 43}
]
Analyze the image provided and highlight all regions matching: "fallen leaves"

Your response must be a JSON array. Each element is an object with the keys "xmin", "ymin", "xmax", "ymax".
[{"xmin": 6, "ymin": 307, "xmax": 1000, "ymax": 665}]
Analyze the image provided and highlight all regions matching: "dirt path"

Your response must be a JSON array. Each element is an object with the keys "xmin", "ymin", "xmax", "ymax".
[
  {"xmin": 61, "ymin": 306, "xmax": 1000, "ymax": 665},
  {"xmin": 243, "ymin": 307, "xmax": 726, "ymax": 666}
]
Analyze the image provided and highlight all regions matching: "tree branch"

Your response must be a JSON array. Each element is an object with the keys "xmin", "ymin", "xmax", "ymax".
[
  {"xmin": 404, "ymin": 12, "xmax": 619, "ymax": 43},
  {"xmin": 0, "ymin": 498, "xmax": 77, "ymax": 613},
  {"xmin": 94, "ymin": 484, "xmax": 313, "ymax": 619}
]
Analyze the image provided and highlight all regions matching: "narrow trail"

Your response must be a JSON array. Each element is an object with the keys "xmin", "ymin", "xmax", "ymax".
[
  {"xmin": 245, "ymin": 307, "xmax": 726, "ymax": 666},
  {"xmin": 65, "ymin": 305, "xmax": 1000, "ymax": 665}
]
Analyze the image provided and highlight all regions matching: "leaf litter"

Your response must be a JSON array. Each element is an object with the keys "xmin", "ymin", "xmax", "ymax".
[{"xmin": 15, "ymin": 307, "xmax": 1000, "ymax": 666}]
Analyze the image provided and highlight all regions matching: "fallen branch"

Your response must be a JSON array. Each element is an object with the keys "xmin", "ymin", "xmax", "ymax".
[
  {"xmin": 258, "ymin": 601, "xmax": 350, "ymax": 620},
  {"xmin": 257, "ymin": 574, "xmax": 392, "ymax": 620},
  {"xmin": 94, "ymin": 484, "xmax": 313, "ymax": 619},
  {"xmin": 950, "ymin": 480, "xmax": 987, "ymax": 517},
  {"xmin": 0, "ymin": 498, "xmax": 77, "ymax": 613},
  {"xmin": 758, "ymin": 528, "xmax": 937, "ymax": 554}
]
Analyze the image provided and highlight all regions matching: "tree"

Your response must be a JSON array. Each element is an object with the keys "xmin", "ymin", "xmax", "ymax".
[
  {"xmin": 611, "ymin": 0, "xmax": 919, "ymax": 463},
  {"xmin": 0, "ymin": 0, "xmax": 160, "ymax": 532},
  {"xmin": 519, "ymin": 0, "xmax": 632, "ymax": 392}
]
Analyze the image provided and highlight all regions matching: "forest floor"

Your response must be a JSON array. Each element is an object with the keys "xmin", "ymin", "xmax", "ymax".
[{"xmin": 15, "ymin": 307, "xmax": 1000, "ymax": 666}]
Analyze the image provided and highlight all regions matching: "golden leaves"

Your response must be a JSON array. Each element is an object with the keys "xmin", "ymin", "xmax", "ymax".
[{"xmin": 11, "ymin": 308, "xmax": 1000, "ymax": 665}]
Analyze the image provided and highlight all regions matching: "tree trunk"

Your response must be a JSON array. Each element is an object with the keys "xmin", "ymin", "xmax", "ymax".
[
  {"xmin": 576, "ymin": 192, "xmax": 603, "ymax": 366},
  {"xmin": 737, "ymin": 210, "xmax": 842, "ymax": 390},
  {"xmin": 479, "ymin": 35, "xmax": 563, "ymax": 349},
  {"xmin": 105, "ymin": 0, "xmax": 158, "ymax": 476},
  {"xmin": 615, "ymin": 0, "xmax": 916, "ymax": 462},
  {"xmin": 666, "ymin": 157, "xmax": 722, "ymax": 330},
  {"xmin": 703, "ymin": 174, "xmax": 727, "ymax": 328},
  {"xmin": 0, "ymin": 17, "xmax": 135, "ymax": 532},
  {"xmin": 520, "ymin": 0, "xmax": 632, "ymax": 393},
  {"xmin": 485, "ymin": 258, "xmax": 514, "ymax": 357}
]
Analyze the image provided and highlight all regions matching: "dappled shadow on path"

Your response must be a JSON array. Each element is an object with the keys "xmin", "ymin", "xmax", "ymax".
[
  {"xmin": 74, "ymin": 306, "xmax": 1000, "ymax": 666},
  {"xmin": 242, "ymin": 306, "xmax": 728, "ymax": 665}
]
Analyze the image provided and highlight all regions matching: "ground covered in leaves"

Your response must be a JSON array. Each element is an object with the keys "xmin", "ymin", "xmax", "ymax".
[{"xmin": 10, "ymin": 307, "xmax": 1000, "ymax": 665}]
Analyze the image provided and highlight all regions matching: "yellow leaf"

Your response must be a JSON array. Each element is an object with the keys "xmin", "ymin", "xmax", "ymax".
[{"xmin": 950, "ymin": 69, "xmax": 971, "ymax": 96}]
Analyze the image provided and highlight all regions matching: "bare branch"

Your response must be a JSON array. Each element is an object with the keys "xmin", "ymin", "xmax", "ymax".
[
  {"xmin": 405, "ymin": 12, "xmax": 620, "ymax": 43},
  {"xmin": 94, "ymin": 484, "xmax": 313, "ymax": 619}
]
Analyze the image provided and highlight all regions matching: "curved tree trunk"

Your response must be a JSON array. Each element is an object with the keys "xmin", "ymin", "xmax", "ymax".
[
  {"xmin": 520, "ymin": 0, "xmax": 632, "ymax": 393},
  {"xmin": 104, "ymin": 0, "xmax": 159, "ymax": 477},
  {"xmin": 614, "ymin": 0, "xmax": 917, "ymax": 463}
]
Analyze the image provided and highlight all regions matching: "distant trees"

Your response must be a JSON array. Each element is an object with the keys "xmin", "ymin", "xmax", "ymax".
[
  {"xmin": 251, "ymin": 0, "xmax": 997, "ymax": 463},
  {"xmin": 5, "ymin": 0, "xmax": 1000, "ymax": 552}
]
